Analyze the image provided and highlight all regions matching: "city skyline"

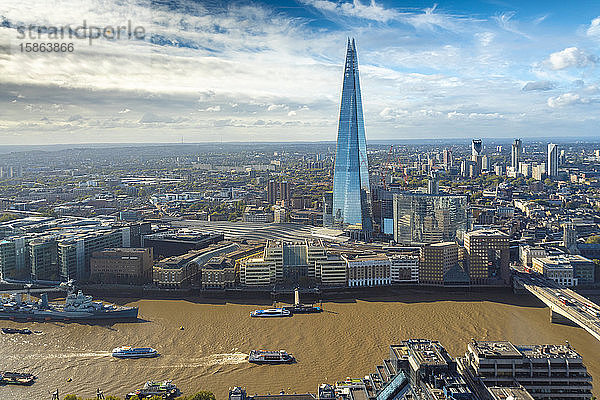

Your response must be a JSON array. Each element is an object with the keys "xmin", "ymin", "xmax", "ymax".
[{"xmin": 1, "ymin": 0, "xmax": 599, "ymax": 144}]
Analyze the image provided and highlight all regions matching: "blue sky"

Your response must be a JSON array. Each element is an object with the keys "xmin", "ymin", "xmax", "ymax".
[{"xmin": 0, "ymin": 0, "xmax": 599, "ymax": 144}]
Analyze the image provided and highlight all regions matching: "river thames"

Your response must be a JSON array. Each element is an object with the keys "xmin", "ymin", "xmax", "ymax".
[{"xmin": 1, "ymin": 289, "xmax": 598, "ymax": 400}]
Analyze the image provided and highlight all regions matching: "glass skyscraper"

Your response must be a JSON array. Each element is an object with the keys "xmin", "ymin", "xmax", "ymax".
[{"xmin": 332, "ymin": 38, "xmax": 372, "ymax": 233}]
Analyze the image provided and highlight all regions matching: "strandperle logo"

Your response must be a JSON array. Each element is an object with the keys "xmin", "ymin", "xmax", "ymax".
[{"xmin": 16, "ymin": 20, "xmax": 146, "ymax": 45}]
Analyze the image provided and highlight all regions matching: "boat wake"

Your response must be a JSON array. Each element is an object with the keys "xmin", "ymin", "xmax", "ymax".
[{"xmin": 152, "ymin": 352, "xmax": 249, "ymax": 368}]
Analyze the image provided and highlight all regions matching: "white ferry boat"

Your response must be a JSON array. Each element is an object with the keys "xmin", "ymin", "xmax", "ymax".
[
  {"xmin": 250, "ymin": 308, "xmax": 291, "ymax": 318},
  {"xmin": 112, "ymin": 346, "xmax": 159, "ymax": 358}
]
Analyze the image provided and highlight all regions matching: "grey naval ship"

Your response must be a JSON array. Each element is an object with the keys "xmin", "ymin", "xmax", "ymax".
[{"xmin": 0, "ymin": 290, "xmax": 138, "ymax": 321}]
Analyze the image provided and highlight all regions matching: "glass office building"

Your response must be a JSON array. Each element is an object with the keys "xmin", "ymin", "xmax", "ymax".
[
  {"xmin": 393, "ymin": 193, "xmax": 468, "ymax": 245},
  {"xmin": 332, "ymin": 38, "xmax": 372, "ymax": 233}
]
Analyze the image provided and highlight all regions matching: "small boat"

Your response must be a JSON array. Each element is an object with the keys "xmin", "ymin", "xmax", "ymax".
[
  {"xmin": 112, "ymin": 346, "xmax": 159, "ymax": 358},
  {"xmin": 1, "ymin": 328, "xmax": 32, "ymax": 334},
  {"xmin": 250, "ymin": 308, "xmax": 291, "ymax": 318},
  {"xmin": 125, "ymin": 380, "xmax": 181, "ymax": 399},
  {"xmin": 249, "ymin": 350, "xmax": 295, "ymax": 364},
  {"xmin": 0, "ymin": 371, "xmax": 37, "ymax": 385},
  {"xmin": 282, "ymin": 304, "xmax": 323, "ymax": 314}
]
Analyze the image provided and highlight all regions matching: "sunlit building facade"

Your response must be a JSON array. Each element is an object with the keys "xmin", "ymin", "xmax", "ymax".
[{"xmin": 332, "ymin": 38, "xmax": 372, "ymax": 235}]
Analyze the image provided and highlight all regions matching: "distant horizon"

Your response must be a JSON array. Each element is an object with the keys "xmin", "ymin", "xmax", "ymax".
[{"xmin": 1, "ymin": 136, "xmax": 599, "ymax": 155}]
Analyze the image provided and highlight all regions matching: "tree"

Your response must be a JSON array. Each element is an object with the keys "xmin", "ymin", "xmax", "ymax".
[
  {"xmin": 586, "ymin": 236, "xmax": 600, "ymax": 244},
  {"xmin": 177, "ymin": 392, "xmax": 217, "ymax": 400}
]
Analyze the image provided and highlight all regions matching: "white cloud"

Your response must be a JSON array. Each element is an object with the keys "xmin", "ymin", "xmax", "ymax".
[
  {"xmin": 587, "ymin": 17, "xmax": 600, "ymax": 38},
  {"xmin": 300, "ymin": 0, "xmax": 398, "ymax": 23},
  {"xmin": 545, "ymin": 47, "xmax": 598, "ymax": 70},
  {"xmin": 267, "ymin": 104, "xmax": 288, "ymax": 111},
  {"xmin": 200, "ymin": 105, "xmax": 221, "ymax": 112},
  {"xmin": 287, "ymin": 111, "xmax": 297, "ymax": 116},
  {"xmin": 522, "ymin": 81, "xmax": 555, "ymax": 91},
  {"xmin": 547, "ymin": 93, "xmax": 586, "ymax": 108},
  {"xmin": 118, "ymin": 108, "xmax": 131, "ymax": 114}
]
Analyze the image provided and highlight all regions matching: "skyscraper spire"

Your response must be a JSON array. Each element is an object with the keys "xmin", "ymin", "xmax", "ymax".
[{"xmin": 332, "ymin": 38, "xmax": 372, "ymax": 235}]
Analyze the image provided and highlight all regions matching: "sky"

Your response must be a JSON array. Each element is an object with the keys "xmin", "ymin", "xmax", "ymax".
[{"xmin": 0, "ymin": 0, "xmax": 599, "ymax": 144}]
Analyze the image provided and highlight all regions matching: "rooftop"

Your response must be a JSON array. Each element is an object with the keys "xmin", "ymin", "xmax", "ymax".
[{"xmin": 470, "ymin": 341, "xmax": 522, "ymax": 358}]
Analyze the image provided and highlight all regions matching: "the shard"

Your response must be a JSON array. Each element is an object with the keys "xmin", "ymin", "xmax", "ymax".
[{"xmin": 332, "ymin": 38, "xmax": 372, "ymax": 234}]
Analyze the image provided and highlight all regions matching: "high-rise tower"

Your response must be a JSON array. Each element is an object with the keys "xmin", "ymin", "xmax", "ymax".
[
  {"xmin": 332, "ymin": 38, "xmax": 372, "ymax": 234},
  {"xmin": 511, "ymin": 139, "xmax": 522, "ymax": 170},
  {"xmin": 548, "ymin": 143, "xmax": 558, "ymax": 178}
]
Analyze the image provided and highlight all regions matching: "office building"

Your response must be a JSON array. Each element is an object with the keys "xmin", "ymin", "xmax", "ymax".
[
  {"xmin": 200, "ymin": 257, "xmax": 236, "ymax": 290},
  {"xmin": 462, "ymin": 340, "xmax": 592, "ymax": 400},
  {"xmin": 58, "ymin": 229, "xmax": 124, "ymax": 281},
  {"xmin": 547, "ymin": 143, "xmax": 559, "ymax": 178},
  {"xmin": 511, "ymin": 139, "xmax": 522, "ymax": 170},
  {"xmin": 472, "ymin": 139, "xmax": 483, "ymax": 175},
  {"xmin": 153, "ymin": 249, "xmax": 202, "ymax": 288},
  {"xmin": 267, "ymin": 180, "xmax": 277, "ymax": 205},
  {"xmin": 390, "ymin": 339, "xmax": 473, "ymax": 400},
  {"xmin": 389, "ymin": 254, "xmax": 419, "ymax": 283},
  {"xmin": 315, "ymin": 254, "xmax": 347, "ymax": 287},
  {"xmin": 345, "ymin": 254, "xmax": 390, "ymax": 287},
  {"xmin": 239, "ymin": 239, "xmax": 327, "ymax": 287},
  {"xmin": 29, "ymin": 237, "xmax": 58, "ymax": 281},
  {"xmin": 332, "ymin": 38, "xmax": 372, "ymax": 235},
  {"xmin": 419, "ymin": 242, "xmax": 459, "ymax": 285},
  {"xmin": 90, "ymin": 247, "xmax": 153, "ymax": 284},
  {"xmin": 442, "ymin": 148, "xmax": 452, "ymax": 169},
  {"xmin": 279, "ymin": 181, "xmax": 290, "ymax": 202},
  {"xmin": 532, "ymin": 163, "xmax": 545, "ymax": 181},
  {"xmin": 464, "ymin": 229, "xmax": 510, "ymax": 285},
  {"xmin": 393, "ymin": 193, "xmax": 468, "ymax": 245},
  {"xmin": 0, "ymin": 237, "xmax": 27, "ymax": 280},
  {"xmin": 532, "ymin": 254, "xmax": 594, "ymax": 286}
]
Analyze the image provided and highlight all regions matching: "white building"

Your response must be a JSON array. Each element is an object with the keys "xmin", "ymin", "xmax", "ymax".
[
  {"xmin": 345, "ymin": 254, "xmax": 391, "ymax": 287},
  {"xmin": 390, "ymin": 255, "xmax": 419, "ymax": 283}
]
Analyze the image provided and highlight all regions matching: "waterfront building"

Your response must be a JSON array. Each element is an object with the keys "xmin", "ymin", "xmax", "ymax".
[
  {"xmin": 390, "ymin": 339, "xmax": 473, "ymax": 399},
  {"xmin": 532, "ymin": 254, "xmax": 595, "ymax": 286},
  {"xmin": 200, "ymin": 257, "xmax": 236, "ymax": 289},
  {"xmin": 332, "ymin": 38, "xmax": 372, "ymax": 236},
  {"xmin": 464, "ymin": 229, "xmax": 510, "ymax": 285},
  {"xmin": 345, "ymin": 254, "xmax": 390, "ymax": 287},
  {"xmin": 239, "ymin": 239, "xmax": 327, "ymax": 287},
  {"xmin": 547, "ymin": 143, "xmax": 559, "ymax": 178},
  {"xmin": 0, "ymin": 237, "xmax": 27, "ymax": 280},
  {"xmin": 315, "ymin": 254, "xmax": 347, "ymax": 287},
  {"xmin": 419, "ymin": 242, "xmax": 460, "ymax": 285},
  {"xmin": 389, "ymin": 254, "xmax": 419, "ymax": 283},
  {"xmin": 392, "ymin": 193, "xmax": 468, "ymax": 245},
  {"xmin": 511, "ymin": 139, "xmax": 522, "ymax": 170},
  {"xmin": 90, "ymin": 247, "xmax": 153, "ymax": 284},
  {"xmin": 58, "ymin": 229, "xmax": 123, "ymax": 281},
  {"xmin": 153, "ymin": 250, "xmax": 202, "ymax": 288},
  {"xmin": 461, "ymin": 340, "xmax": 592, "ymax": 400},
  {"xmin": 29, "ymin": 236, "xmax": 58, "ymax": 280}
]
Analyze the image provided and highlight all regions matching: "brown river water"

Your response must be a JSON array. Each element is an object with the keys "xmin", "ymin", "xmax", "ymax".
[{"xmin": 0, "ymin": 289, "xmax": 599, "ymax": 400}]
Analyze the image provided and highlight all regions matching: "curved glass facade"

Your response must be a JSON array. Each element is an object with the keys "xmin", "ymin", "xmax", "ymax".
[{"xmin": 332, "ymin": 38, "xmax": 372, "ymax": 232}]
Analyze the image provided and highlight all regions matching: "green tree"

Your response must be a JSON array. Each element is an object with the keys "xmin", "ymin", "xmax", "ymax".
[{"xmin": 586, "ymin": 236, "xmax": 600, "ymax": 244}]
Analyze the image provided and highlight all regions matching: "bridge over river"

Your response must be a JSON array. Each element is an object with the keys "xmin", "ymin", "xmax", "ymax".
[{"xmin": 514, "ymin": 271, "xmax": 600, "ymax": 342}]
